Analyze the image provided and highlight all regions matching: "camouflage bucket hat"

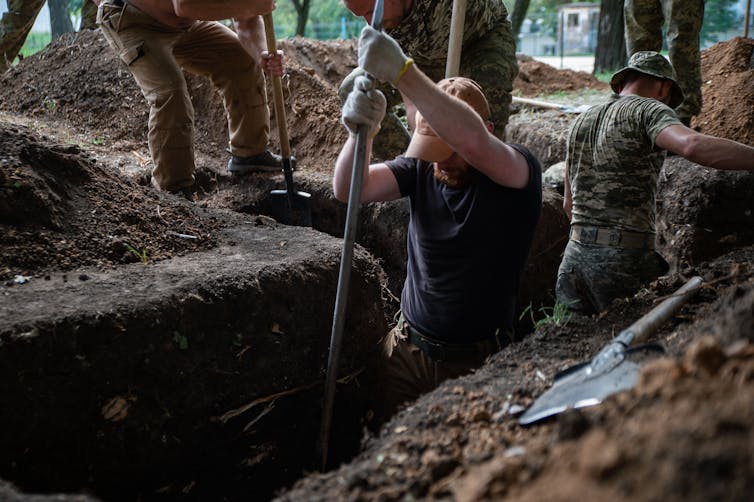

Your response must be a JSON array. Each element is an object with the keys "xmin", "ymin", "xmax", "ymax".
[{"xmin": 610, "ymin": 51, "xmax": 684, "ymax": 109}]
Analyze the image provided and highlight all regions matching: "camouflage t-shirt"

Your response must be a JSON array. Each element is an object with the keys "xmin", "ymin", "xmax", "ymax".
[
  {"xmin": 388, "ymin": 0, "xmax": 508, "ymax": 73},
  {"xmin": 567, "ymin": 94, "xmax": 682, "ymax": 233}
]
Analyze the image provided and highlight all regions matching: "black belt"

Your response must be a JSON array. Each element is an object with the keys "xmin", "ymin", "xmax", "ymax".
[{"xmin": 403, "ymin": 322, "xmax": 500, "ymax": 362}]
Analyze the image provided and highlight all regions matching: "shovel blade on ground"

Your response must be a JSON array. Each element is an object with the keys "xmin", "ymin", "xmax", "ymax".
[{"xmin": 518, "ymin": 359, "xmax": 641, "ymax": 425}]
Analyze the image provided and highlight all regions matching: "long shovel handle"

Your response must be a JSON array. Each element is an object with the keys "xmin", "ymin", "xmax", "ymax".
[
  {"xmin": 614, "ymin": 276, "xmax": 703, "ymax": 347},
  {"xmin": 263, "ymin": 13, "xmax": 291, "ymax": 159},
  {"xmin": 445, "ymin": 0, "xmax": 467, "ymax": 78},
  {"xmin": 262, "ymin": 13, "xmax": 298, "ymax": 209},
  {"xmin": 319, "ymin": 122, "xmax": 370, "ymax": 470}
]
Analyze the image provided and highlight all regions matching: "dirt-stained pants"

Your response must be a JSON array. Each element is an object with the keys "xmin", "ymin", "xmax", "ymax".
[
  {"xmin": 624, "ymin": 0, "xmax": 704, "ymax": 119},
  {"xmin": 97, "ymin": 0, "xmax": 269, "ymax": 191},
  {"xmin": 377, "ymin": 317, "xmax": 497, "ymax": 422}
]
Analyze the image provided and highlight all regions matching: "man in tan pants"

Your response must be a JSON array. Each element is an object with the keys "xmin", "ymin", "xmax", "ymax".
[{"xmin": 95, "ymin": 0, "xmax": 284, "ymax": 197}]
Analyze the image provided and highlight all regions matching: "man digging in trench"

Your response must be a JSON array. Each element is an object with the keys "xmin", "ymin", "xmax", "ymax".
[
  {"xmin": 94, "ymin": 0, "xmax": 286, "ymax": 199},
  {"xmin": 557, "ymin": 51, "xmax": 754, "ymax": 314},
  {"xmin": 336, "ymin": 27, "xmax": 541, "ymax": 418}
]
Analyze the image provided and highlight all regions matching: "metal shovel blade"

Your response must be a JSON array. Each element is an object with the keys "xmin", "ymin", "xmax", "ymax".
[
  {"xmin": 519, "ymin": 353, "xmax": 642, "ymax": 425},
  {"xmin": 518, "ymin": 276, "xmax": 703, "ymax": 425},
  {"xmin": 269, "ymin": 158, "xmax": 312, "ymax": 226}
]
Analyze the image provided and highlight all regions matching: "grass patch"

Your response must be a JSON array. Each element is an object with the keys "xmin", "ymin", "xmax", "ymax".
[{"xmin": 20, "ymin": 32, "xmax": 51, "ymax": 58}]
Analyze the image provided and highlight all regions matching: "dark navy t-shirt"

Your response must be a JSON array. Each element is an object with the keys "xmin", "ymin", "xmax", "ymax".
[{"xmin": 385, "ymin": 144, "xmax": 542, "ymax": 343}]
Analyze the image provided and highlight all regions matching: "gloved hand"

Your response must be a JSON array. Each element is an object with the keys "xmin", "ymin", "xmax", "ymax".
[
  {"xmin": 338, "ymin": 67, "xmax": 366, "ymax": 104},
  {"xmin": 358, "ymin": 26, "xmax": 412, "ymax": 86},
  {"xmin": 341, "ymin": 75, "xmax": 387, "ymax": 138}
]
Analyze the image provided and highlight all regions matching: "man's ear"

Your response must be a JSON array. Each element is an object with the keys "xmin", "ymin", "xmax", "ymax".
[{"xmin": 659, "ymin": 80, "xmax": 674, "ymax": 105}]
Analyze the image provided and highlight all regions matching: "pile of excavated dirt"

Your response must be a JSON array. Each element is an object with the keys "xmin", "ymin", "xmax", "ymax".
[
  {"xmin": 0, "ymin": 30, "xmax": 349, "ymax": 175},
  {"xmin": 513, "ymin": 54, "xmax": 609, "ymax": 97},
  {"xmin": 0, "ymin": 122, "xmax": 239, "ymax": 281},
  {"xmin": 694, "ymin": 36, "xmax": 754, "ymax": 145}
]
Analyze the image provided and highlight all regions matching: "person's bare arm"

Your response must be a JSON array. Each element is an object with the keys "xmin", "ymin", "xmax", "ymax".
[
  {"xmin": 172, "ymin": 0, "xmax": 274, "ymax": 20},
  {"xmin": 656, "ymin": 125, "xmax": 754, "ymax": 170},
  {"xmin": 397, "ymin": 66, "xmax": 530, "ymax": 189},
  {"xmin": 333, "ymin": 136, "xmax": 402, "ymax": 203}
]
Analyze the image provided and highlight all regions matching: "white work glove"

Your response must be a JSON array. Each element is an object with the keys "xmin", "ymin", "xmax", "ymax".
[
  {"xmin": 357, "ymin": 26, "xmax": 412, "ymax": 86},
  {"xmin": 341, "ymin": 75, "xmax": 387, "ymax": 138}
]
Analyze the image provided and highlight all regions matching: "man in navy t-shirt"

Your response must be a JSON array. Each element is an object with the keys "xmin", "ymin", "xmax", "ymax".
[{"xmin": 335, "ymin": 26, "xmax": 542, "ymax": 417}]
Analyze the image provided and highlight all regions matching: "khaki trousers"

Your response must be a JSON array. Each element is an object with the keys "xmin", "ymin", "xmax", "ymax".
[
  {"xmin": 97, "ymin": 0, "xmax": 270, "ymax": 191},
  {"xmin": 377, "ymin": 318, "xmax": 497, "ymax": 422}
]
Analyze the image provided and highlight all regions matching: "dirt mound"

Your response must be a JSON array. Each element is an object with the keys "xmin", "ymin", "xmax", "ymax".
[
  {"xmin": 0, "ymin": 30, "xmax": 348, "ymax": 174},
  {"xmin": 693, "ymin": 37, "xmax": 754, "ymax": 144},
  {"xmin": 514, "ymin": 54, "xmax": 609, "ymax": 97},
  {"xmin": 0, "ymin": 122, "xmax": 238, "ymax": 281}
]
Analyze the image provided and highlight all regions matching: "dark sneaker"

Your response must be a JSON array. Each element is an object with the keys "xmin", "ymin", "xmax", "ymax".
[
  {"xmin": 227, "ymin": 150, "xmax": 284, "ymax": 174},
  {"xmin": 170, "ymin": 187, "xmax": 196, "ymax": 202}
]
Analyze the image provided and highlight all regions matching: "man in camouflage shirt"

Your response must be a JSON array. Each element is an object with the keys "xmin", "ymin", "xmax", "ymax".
[
  {"xmin": 557, "ymin": 51, "xmax": 754, "ymax": 314},
  {"xmin": 624, "ymin": 0, "xmax": 704, "ymax": 125},
  {"xmin": 341, "ymin": 0, "xmax": 518, "ymax": 156}
]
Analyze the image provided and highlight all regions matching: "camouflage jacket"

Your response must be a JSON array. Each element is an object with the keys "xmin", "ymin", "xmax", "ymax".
[
  {"xmin": 567, "ymin": 94, "xmax": 682, "ymax": 233},
  {"xmin": 388, "ymin": 0, "xmax": 509, "ymax": 70}
]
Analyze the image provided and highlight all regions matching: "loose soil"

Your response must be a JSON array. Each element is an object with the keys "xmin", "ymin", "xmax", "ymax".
[{"xmin": 1, "ymin": 29, "xmax": 753, "ymax": 502}]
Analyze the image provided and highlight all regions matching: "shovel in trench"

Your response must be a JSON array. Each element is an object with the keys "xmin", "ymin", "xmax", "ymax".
[
  {"xmin": 263, "ymin": 13, "xmax": 312, "ymax": 227},
  {"xmin": 317, "ymin": 0, "xmax": 384, "ymax": 471},
  {"xmin": 518, "ymin": 276, "xmax": 703, "ymax": 425}
]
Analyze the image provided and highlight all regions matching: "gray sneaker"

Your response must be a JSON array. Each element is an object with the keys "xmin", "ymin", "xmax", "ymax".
[{"xmin": 227, "ymin": 150, "xmax": 284, "ymax": 174}]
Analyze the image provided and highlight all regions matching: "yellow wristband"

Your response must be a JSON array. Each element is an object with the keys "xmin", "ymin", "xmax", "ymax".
[{"xmin": 392, "ymin": 58, "xmax": 414, "ymax": 86}]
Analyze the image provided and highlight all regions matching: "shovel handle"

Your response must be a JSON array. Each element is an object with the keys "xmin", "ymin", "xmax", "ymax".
[
  {"xmin": 263, "ymin": 13, "xmax": 291, "ymax": 159},
  {"xmin": 615, "ymin": 276, "xmax": 703, "ymax": 347},
  {"xmin": 445, "ymin": 0, "xmax": 467, "ymax": 78}
]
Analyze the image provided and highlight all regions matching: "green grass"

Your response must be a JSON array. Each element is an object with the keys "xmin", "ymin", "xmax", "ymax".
[
  {"xmin": 19, "ymin": 32, "xmax": 51, "ymax": 58},
  {"xmin": 520, "ymin": 300, "xmax": 573, "ymax": 330}
]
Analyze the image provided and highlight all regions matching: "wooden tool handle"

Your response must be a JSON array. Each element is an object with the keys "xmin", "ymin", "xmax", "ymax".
[
  {"xmin": 262, "ymin": 13, "xmax": 291, "ymax": 159},
  {"xmin": 445, "ymin": 0, "xmax": 467, "ymax": 78}
]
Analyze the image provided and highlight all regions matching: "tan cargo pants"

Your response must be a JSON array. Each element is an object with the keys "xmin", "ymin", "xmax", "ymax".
[
  {"xmin": 376, "ymin": 316, "xmax": 498, "ymax": 422},
  {"xmin": 97, "ymin": 0, "xmax": 270, "ymax": 191}
]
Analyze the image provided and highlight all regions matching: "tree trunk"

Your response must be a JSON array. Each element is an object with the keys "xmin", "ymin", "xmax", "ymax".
[
  {"xmin": 49, "ymin": 0, "xmax": 74, "ymax": 39},
  {"xmin": 291, "ymin": 0, "xmax": 311, "ymax": 37},
  {"xmin": 0, "ymin": 0, "xmax": 46, "ymax": 72},
  {"xmin": 510, "ymin": 0, "xmax": 531, "ymax": 39},
  {"xmin": 594, "ymin": 0, "xmax": 627, "ymax": 74},
  {"xmin": 80, "ymin": 0, "xmax": 98, "ymax": 31}
]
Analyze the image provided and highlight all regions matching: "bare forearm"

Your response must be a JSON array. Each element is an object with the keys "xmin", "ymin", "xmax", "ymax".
[
  {"xmin": 172, "ymin": 0, "xmax": 273, "ymax": 20},
  {"xmin": 687, "ymin": 135, "xmax": 754, "ymax": 170},
  {"xmin": 334, "ymin": 136, "xmax": 363, "ymax": 202}
]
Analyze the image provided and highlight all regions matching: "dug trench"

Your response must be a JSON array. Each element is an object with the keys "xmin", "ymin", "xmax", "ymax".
[{"xmin": 1, "ymin": 31, "xmax": 754, "ymax": 501}]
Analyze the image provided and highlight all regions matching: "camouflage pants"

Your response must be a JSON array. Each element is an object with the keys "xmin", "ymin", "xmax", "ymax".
[
  {"xmin": 556, "ymin": 239, "xmax": 668, "ymax": 314},
  {"xmin": 0, "ymin": 0, "xmax": 46, "ymax": 72},
  {"xmin": 624, "ymin": 0, "xmax": 704, "ymax": 119}
]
